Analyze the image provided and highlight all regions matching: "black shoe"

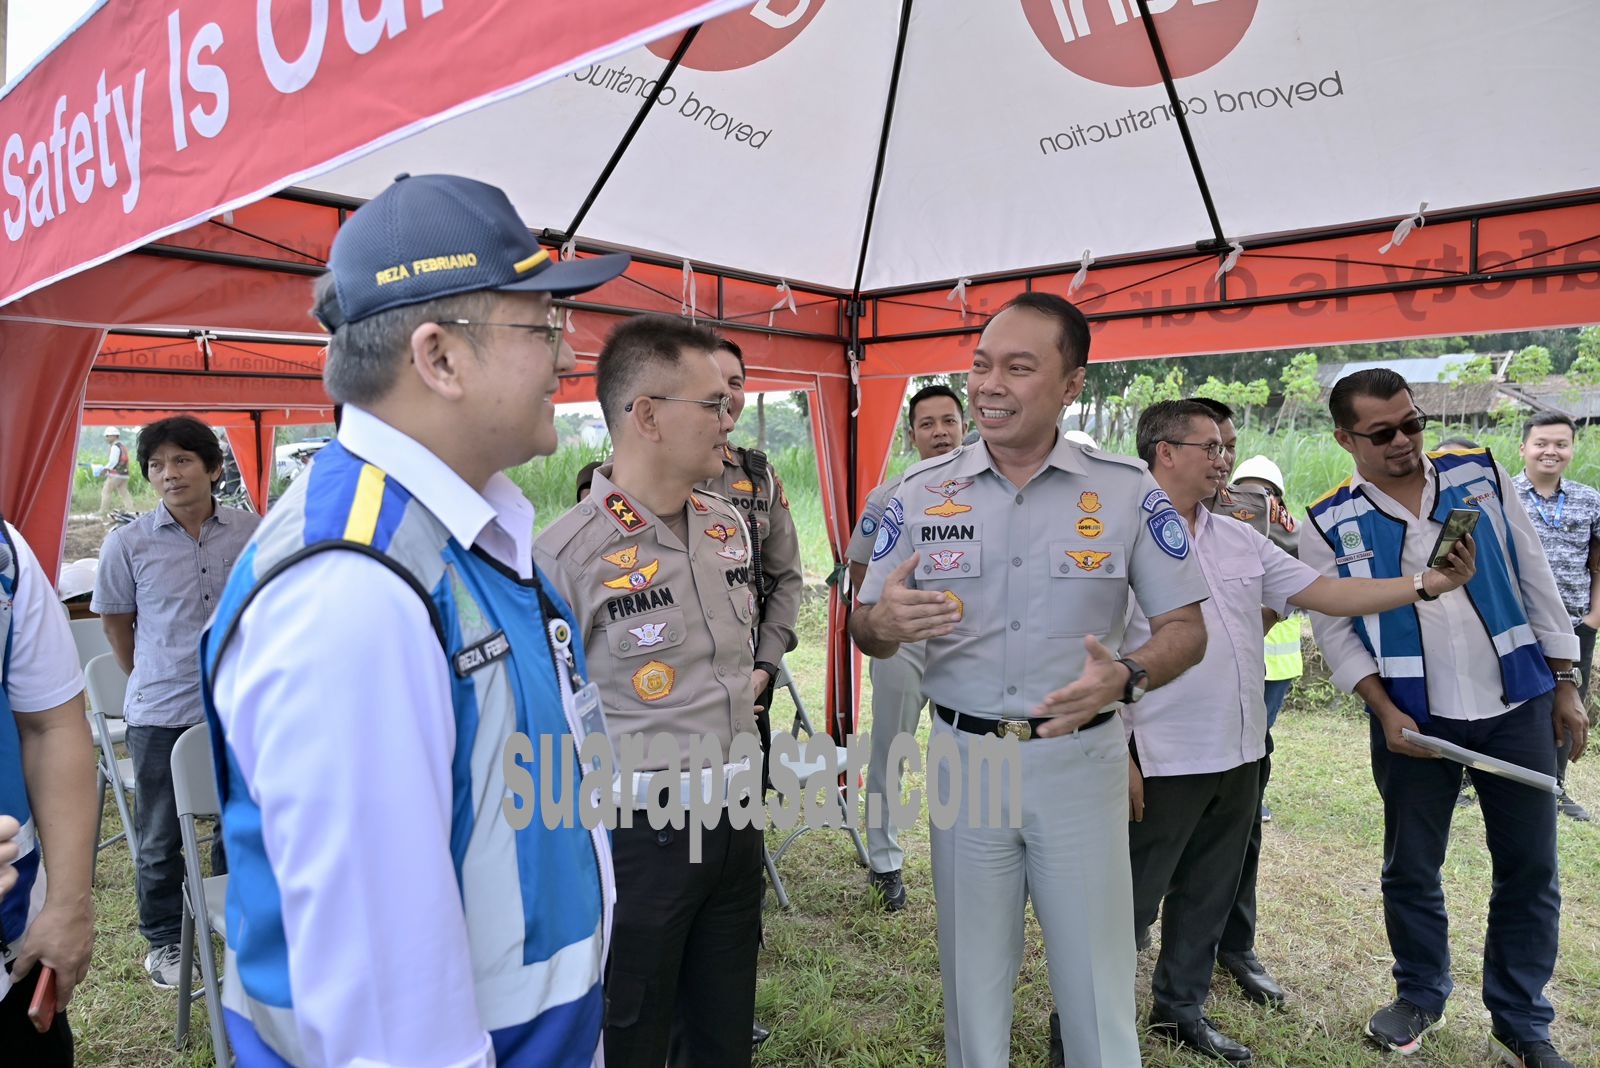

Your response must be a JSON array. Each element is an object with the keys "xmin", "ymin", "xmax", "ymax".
[
  {"xmin": 1217, "ymin": 950, "xmax": 1285, "ymax": 1008},
  {"xmin": 1259, "ymin": 802, "xmax": 1273, "ymax": 823},
  {"xmin": 752, "ymin": 1021, "xmax": 772, "ymax": 1049},
  {"xmin": 1556, "ymin": 789, "xmax": 1592, "ymax": 822},
  {"xmin": 1149, "ymin": 1014, "xmax": 1252, "ymax": 1063},
  {"xmin": 869, "ymin": 869, "xmax": 907, "ymax": 911},
  {"xmin": 1048, "ymin": 1011, "xmax": 1065, "ymax": 1068},
  {"xmin": 1365, "ymin": 997, "xmax": 1444, "ymax": 1055},
  {"xmin": 1490, "ymin": 1032, "xmax": 1575, "ymax": 1067}
]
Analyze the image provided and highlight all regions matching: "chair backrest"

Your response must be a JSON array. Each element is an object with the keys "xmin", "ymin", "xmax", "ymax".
[
  {"xmin": 84, "ymin": 653, "xmax": 128, "ymax": 723},
  {"xmin": 70, "ymin": 618, "xmax": 114, "ymax": 671},
  {"xmin": 170, "ymin": 722, "xmax": 220, "ymax": 820}
]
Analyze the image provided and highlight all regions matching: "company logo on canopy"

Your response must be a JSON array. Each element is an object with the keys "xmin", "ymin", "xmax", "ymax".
[
  {"xmin": 1022, "ymin": 0, "xmax": 1258, "ymax": 86},
  {"xmin": 647, "ymin": 0, "xmax": 826, "ymax": 71}
]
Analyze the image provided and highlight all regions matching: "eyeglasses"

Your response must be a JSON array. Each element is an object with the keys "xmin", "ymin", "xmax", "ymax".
[
  {"xmin": 1163, "ymin": 440, "xmax": 1228, "ymax": 459},
  {"xmin": 443, "ymin": 306, "xmax": 569, "ymax": 349},
  {"xmin": 1342, "ymin": 413, "xmax": 1430, "ymax": 446},
  {"xmin": 624, "ymin": 394, "xmax": 733, "ymax": 418}
]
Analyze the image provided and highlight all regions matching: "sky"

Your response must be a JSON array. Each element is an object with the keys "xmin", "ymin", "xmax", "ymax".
[{"xmin": 5, "ymin": 0, "xmax": 96, "ymax": 83}]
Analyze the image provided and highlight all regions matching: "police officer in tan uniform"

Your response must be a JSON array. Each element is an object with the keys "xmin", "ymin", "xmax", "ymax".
[
  {"xmin": 852, "ymin": 292, "xmax": 1210, "ymax": 1068},
  {"xmin": 699, "ymin": 338, "xmax": 802, "ymax": 717},
  {"xmin": 536, "ymin": 315, "xmax": 762, "ymax": 1068}
]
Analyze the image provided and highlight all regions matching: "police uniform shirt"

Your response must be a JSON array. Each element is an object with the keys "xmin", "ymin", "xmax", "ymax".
[
  {"xmin": 537, "ymin": 467, "xmax": 759, "ymax": 772},
  {"xmin": 859, "ymin": 437, "xmax": 1210, "ymax": 718},
  {"xmin": 700, "ymin": 446, "xmax": 802, "ymax": 667},
  {"xmin": 1207, "ymin": 482, "xmax": 1299, "ymax": 556}
]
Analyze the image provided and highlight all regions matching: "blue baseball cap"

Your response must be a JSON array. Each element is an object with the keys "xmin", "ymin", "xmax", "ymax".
[{"xmin": 314, "ymin": 173, "xmax": 630, "ymax": 330}]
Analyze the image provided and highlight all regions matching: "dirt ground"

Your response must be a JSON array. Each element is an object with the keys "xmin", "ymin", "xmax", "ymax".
[{"xmin": 63, "ymin": 513, "xmax": 115, "ymax": 561}]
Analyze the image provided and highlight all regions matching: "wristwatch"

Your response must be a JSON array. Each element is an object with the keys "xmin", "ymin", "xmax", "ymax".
[
  {"xmin": 1116, "ymin": 657, "xmax": 1149, "ymax": 705},
  {"xmin": 1413, "ymin": 572, "xmax": 1438, "ymax": 602},
  {"xmin": 1554, "ymin": 668, "xmax": 1584, "ymax": 688}
]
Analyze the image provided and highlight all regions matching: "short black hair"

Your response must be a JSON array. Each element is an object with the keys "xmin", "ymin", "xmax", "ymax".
[
  {"xmin": 713, "ymin": 337, "xmax": 745, "ymax": 373},
  {"xmin": 1523, "ymin": 412, "xmax": 1577, "ymax": 442},
  {"xmin": 1191, "ymin": 397, "xmax": 1234, "ymax": 423},
  {"xmin": 1329, "ymin": 368, "xmax": 1412, "ymax": 429},
  {"xmin": 999, "ymin": 292, "xmax": 1091, "ymax": 373},
  {"xmin": 1136, "ymin": 400, "xmax": 1219, "ymax": 467},
  {"xmin": 596, "ymin": 315, "xmax": 721, "ymax": 429},
  {"xmin": 137, "ymin": 415, "xmax": 225, "ymax": 488},
  {"xmin": 1436, "ymin": 436, "xmax": 1480, "ymax": 450},
  {"xmin": 907, "ymin": 384, "xmax": 964, "ymax": 426}
]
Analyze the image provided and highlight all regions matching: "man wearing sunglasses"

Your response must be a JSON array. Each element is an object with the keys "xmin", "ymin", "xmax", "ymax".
[
  {"xmin": 1303, "ymin": 369, "xmax": 1586, "ymax": 1068},
  {"xmin": 538, "ymin": 315, "xmax": 763, "ymax": 1068}
]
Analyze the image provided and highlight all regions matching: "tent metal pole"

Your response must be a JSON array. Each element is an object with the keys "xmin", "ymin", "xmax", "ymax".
[
  {"xmin": 554, "ymin": 24, "xmax": 702, "ymax": 245},
  {"xmin": 1133, "ymin": 0, "xmax": 1227, "ymax": 257},
  {"xmin": 848, "ymin": 0, "xmax": 915, "ymax": 303}
]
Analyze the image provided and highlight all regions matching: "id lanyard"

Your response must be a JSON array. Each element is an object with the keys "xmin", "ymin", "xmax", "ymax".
[
  {"xmin": 533, "ymin": 583, "xmax": 609, "ymax": 773},
  {"xmin": 1533, "ymin": 487, "xmax": 1566, "ymax": 530}
]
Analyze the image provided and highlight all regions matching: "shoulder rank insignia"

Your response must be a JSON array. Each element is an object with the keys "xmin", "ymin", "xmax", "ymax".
[{"xmin": 605, "ymin": 492, "xmax": 646, "ymax": 532}]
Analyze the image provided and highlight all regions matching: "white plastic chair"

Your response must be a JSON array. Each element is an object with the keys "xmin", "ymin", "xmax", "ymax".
[
  {"xmin": 71, "ymin": 618, "xmax": 122, "ymax": 746},
  {"xmin": 171, "ymin": 722, "xmax": 230, "ymax": 1060},
  {"xmin": 762, "ymin": 660, "xmax": 870, "ymax": 909},
  {"xmin": 83, "ymin": 653, "xmax": 138, "ymax": 868}
]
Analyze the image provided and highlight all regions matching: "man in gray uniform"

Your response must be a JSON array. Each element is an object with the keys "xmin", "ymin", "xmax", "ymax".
[
  {"xmin": 538, "ymin": 315, "xmax": 762, "ymax": 1068},
  {"xmin": 852, "ymin": 292, "xmax": 1210, "ymax": 1067},
  {"xmin": 846, "ymin": 383, "xmax": 966, "ymax": 910}
]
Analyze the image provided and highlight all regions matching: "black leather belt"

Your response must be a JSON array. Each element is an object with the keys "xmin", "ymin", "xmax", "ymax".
[{"xmin": 933, "ymin": 704, "xmax": 1116, "ymax": 741}]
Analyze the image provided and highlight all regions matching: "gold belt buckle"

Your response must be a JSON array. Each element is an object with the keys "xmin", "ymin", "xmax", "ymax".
[{"xmin": 997, "ymin": 719, "xmax": 1032, "ymax": 741}]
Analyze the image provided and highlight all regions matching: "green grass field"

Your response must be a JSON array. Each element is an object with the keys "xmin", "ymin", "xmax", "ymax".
[{"xmin": 69, "ymin": 601, "xmax": 1600, "ymax": 1066}]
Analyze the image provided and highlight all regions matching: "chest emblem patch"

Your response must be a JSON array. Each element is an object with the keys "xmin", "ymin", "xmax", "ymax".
[
  {"xmin": 929, "ymin": 549, "xmax": 965, "ymax": 572},
  {"xmin": 924, "ymin": 478, "xmax": 975, "ymax": 517},
  {"xmin": 632, "ymin": 660, "xmax": 676, "ymax": 702},
  {"xmin": 629, "ymin": 623, "xmax": 668, "ymax": 648},
  {"xmin": 1065, "ymin": 549, "xmax": 1112, "ymax": 571},
  {"xmin": 1076, "ymin": 517, "xmax": 1103, "ymax": 538},
  {"xmin": 1079, "ymin": 491, "xmax": 1102, "ymax": 514}
]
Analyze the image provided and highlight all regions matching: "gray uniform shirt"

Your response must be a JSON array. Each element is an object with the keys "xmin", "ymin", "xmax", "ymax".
[
  {"xmin": 860, "ymin": 437, "xmax": 1210, "ymax": 717},
  {"xmin": 537, "ymin": 467, "xmax": 759, "ymax": 772},
  {"xmin": 846, "ymin": 475, "xmax": 906, "ymax": 567},
  {"xmin": 91, "ymin": 500, "xmax": 260, "ymax": 726}
]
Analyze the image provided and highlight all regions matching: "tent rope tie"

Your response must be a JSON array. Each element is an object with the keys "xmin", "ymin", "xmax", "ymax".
[
  {"xmin": 1069, "ymin": 249, "xmax": 1095, "ymax": 294},
  {"xmin": 1380, "ymin": 201, "xmax": 1429, "ymax": 254},
  {"xmin": 769, "ymin": 280, "xmax": 797, "ymax": 326},
  {"xmin": 849, "ymin": 350, "xmax": 861, "ymax": 417},
  {"xmin": 193, "ymin": 330, "xmax": 218, "ymax": 362},
  {"xmin": 946, "ymin": 277, "xmax": 973, "ymax": 317},
  {"xmin": 560, "ymin": 238, "xmax": 576, "ymax": 261},
  {"xmin": 1214, "ymin": 240, "xmax": 1244, "ymax": 282},
  {"xmin": 681, "ymin": 260, "xmax": 698, "ymax": 322}
]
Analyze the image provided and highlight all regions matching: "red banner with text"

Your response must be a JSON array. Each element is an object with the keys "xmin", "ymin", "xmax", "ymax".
[{"xmin": 0, "ymin": 0, "xmax": 742, "ymax": 306}]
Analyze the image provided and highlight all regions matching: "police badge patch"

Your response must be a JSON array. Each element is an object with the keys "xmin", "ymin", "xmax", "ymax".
[
  {"xmin": 1148, "ymin": 508, "xmax": 1190, "ymax": 559},
  {"xmin": 872, "ymin": 498, "xmax": 904, "ymax": 561}
]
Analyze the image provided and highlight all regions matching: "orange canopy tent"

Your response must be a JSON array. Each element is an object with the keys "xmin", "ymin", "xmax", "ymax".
[{"xmin": 3, "ymin": 0, "xmax": 1597, "ymax": 736}]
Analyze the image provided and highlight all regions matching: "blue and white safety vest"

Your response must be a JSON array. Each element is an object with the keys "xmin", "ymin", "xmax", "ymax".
[
  {"xmin": 200, "ymin": 442, "xmax": 611, "ymax": 1066},
  {"xmin": 0, "ymin": 516, "xmax": 42, "ymax": 957},
  {"xmin": 1306, "ymin": 449, "xmax": 1552, "ymax": 723}
]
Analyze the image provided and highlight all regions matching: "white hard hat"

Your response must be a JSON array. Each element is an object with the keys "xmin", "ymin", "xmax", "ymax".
[
  {"xmin": 102, "ymin": 426, "xmax": 120, "ymax": 437},
  {"xmin": 1062, "ymin": 429, "xmax": 1098, "ymax": 449},
  {"xmin": 1233, "ymin": 455, "xmax": 1286, "ymax": 497},
  {"xmin": 57, "ymin": 557, "xmax": 99, "ymax": 602}
]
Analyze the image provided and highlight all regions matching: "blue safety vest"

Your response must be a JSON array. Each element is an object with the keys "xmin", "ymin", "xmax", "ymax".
[
  {"xmin": 1306, "ymin": 449, "xmax": 1552, "ymax": 723},
  {"xmin": 200, "ymin": 442, "xmax": 610, "ymax": 1067}
]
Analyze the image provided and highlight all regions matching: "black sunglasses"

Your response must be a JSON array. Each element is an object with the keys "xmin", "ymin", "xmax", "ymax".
[{"xmin": 1342, "ymin": 413, "xmax": 1430, "ymax": 447}]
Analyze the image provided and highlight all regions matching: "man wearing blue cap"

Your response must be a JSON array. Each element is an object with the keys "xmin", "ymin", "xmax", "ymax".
[{"xmin": 202, "ymin": 174, "xmax": 630, "ymax": 1067}]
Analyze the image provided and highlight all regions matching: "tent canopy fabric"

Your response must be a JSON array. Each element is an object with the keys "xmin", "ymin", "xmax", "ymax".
[{"xmin": 3, "ymin": 0, "xmax": 1598, "ymax": 734}]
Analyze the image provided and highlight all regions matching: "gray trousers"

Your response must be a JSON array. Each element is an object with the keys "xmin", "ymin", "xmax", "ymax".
[
  {"xmin": 1129, "ymin": 759, "xmax": 1262, "ymax": 1021},
  {"xmin": 865, "ymin": 640, "xmax": 927, "ymax": 874},
  {"xmin": 929, "ymin": 714, "xmax": 1139, "ymax": 1068}
]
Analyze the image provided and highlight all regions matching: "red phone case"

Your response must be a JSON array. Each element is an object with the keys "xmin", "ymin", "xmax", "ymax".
[{"xmin": 27, "ymin": 965, "xmax": 57, "ymax": 1033}]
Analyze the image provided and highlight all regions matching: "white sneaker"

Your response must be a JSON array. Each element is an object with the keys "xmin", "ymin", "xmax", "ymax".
[{"xmin": 145, "ymin": 943, "xmax": 183, "ymax": 989}]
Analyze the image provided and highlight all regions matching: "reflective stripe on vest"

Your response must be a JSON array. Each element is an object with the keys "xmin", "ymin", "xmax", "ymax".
[{"xmin": 1263, "ymin": 615, "xmax": 1303, "ymax": 681}]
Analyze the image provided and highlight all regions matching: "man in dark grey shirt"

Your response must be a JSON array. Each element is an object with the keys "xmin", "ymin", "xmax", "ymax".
[{"xmin": 92, "ymin": 416, "xmax": 260, "ymax": 987}]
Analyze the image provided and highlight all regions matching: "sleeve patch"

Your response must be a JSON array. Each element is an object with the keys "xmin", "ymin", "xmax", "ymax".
[
  {"xmin": 1148, "ymin": 508, "xmax": 1190, "ymax": 560},
  {"xmin": 871, "ymin": 499, "xmax": 905, "ymax": 561},
  {"xmin": 1142, "ymin": 489, "xmax": 1172, "ymax": 514}
]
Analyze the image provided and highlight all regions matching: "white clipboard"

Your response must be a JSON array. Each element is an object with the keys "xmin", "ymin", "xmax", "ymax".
[{"xmin": 1400, "ymin": 729, "xmax": 1561, "ymax": 795}]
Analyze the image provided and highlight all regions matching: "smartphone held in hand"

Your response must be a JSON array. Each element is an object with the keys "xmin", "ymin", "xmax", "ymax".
[
  {"xmin": 27, "ymin": 965, "xmax": 57, "ymax": 1033},
  {"xmin": 1429, "ymin": 508, "xmax": 1480, "ymax": 568}
]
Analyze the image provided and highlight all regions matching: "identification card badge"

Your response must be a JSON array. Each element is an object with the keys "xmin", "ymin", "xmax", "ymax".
[{"xmin": 572, "ymin": 680, "xmax": 610, "ymax": 772}]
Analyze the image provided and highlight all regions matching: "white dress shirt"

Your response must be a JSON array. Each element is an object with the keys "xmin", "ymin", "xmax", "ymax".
[
  {"xmin": 1123, "ymin": 508, "xmax": 1318, "ymax": 777},
  {"xmin": 1301, "ymin": 458, "xmax": 1578, "ymax": 721},
  {"xmin": 211, "ymin": 406, "xmax": 537, "ymax": 1068}
]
